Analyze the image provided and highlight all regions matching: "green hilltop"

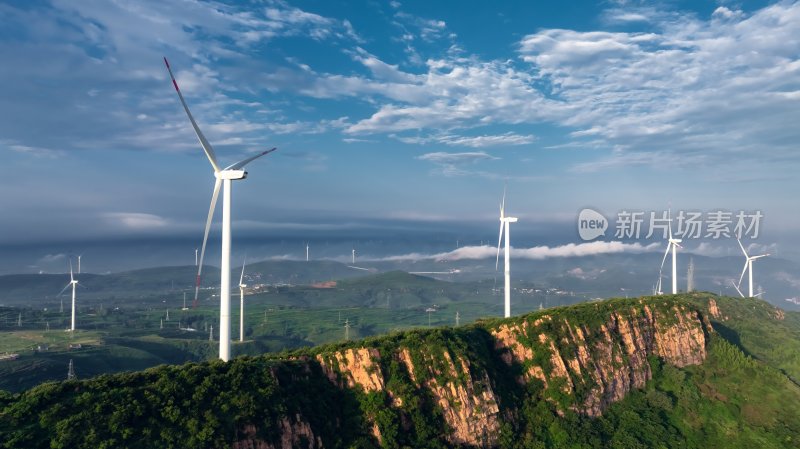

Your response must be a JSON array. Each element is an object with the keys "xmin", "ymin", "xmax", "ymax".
[{"xmin": 1, "ymin": 293, "xmax": 799, "ymax": 448}]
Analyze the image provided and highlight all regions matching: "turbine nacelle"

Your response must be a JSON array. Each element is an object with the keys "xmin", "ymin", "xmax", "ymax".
[{"xmin": 215, "ymin": 170, "xmax": 247, "ymax": 180}]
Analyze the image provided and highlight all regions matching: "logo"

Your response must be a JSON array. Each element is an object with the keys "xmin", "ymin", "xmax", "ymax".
[{"xmin": 578, "ymin": 208, "xmax": 608, "ymax": 241}]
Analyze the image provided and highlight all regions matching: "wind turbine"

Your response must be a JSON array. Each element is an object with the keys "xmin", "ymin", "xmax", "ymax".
[
  {"xmin": 655, "ymin": 272, "xmax": 664, "ymax": 296},
  {"xmin": 657, "ymin": 210, "xmax": 682, "ymax": 294},
  {"xmin": 238, "ymin": 256, "xmax": 247, "ymax": 342},
  {"xmin": 352, "ymin": 248, "xmax": 356, "ymax": 265},
  {"xmin": 57, "ymin": 260, "xmax": 79, "ymax": 331},
  {"xmin": 306, "ymin": 243, "xmax": 310, "ymax": 262},
  {"xmin": 165, "ymin": 58, "xmax": 276, "ymax": 362},
  {"xmin": 77, "ymin": 254, "xmax": 83, "ymax": 274},
  {"xmin": 736, "ymin": 238, "xmax": 769, "ymax": 298},
  {"xmin": 495, "ymin": 188, "xmax": 518, "ymax": 318}
]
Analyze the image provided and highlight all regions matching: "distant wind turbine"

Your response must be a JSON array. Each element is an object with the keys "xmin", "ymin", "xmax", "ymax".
[
  {"xmin": 57, "ymin": 260, "xmax": 79, "ymax": 331},
  {"xmin": 657, "ymin": 209, "xmax": 682, "ymax": 294},
  {"xmin": 77, "ymin": 254, "xmax": 83, "ymax": 274},
  {"xmin": 352, "ymin": 248, "xmax": 356, "ymax": 265},
  {"xmin": 165, "ymin": 57, "xmax": 276, "ymax": 362},
  {"xmin": 306, "ymin": 243, "xmax": 310, "ymax": 262},
  {"xmin": 735, "ymin": 238, "xmax": 769, "ymax": 298},
  {"xmin": 495, "ymin": 188, "xmax": 518, "ymax": 318},
  {"xmin": 239, "ymin": 256, "xmax": 247, "ymax": 343}
]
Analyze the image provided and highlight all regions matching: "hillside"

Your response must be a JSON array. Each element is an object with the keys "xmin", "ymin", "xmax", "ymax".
[
  {"xmin": 1, "ymin": 294, "xmax": 799, "ymax": 448},
  {"xmin": 0, "ymin": 261, "xmax": 372, "ymax": 306}
]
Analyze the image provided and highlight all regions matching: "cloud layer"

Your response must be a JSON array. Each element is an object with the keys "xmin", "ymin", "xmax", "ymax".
[{"xmin": 368, "ymin": 241, "xmax": 661, "ymax": 262}]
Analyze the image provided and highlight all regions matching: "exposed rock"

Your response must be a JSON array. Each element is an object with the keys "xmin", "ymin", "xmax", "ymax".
[
  {"xmin": 258, "ymin": 300, "xmax": 710, "ymax": 447},
  {"xmin": 492, "ymin": 301, "xmax": 708, "ymax": 417},
  {"xmin": 316, "ymin": 347, "xmax": 384, "ymax": 392},
  {"xmin": 399, "ymin": 347, "xmax": 502, "ymax": 447},
  {"xmin": 708, "ymin": 299, "xmax": 721, "ymax": 319},
  {"xmin": 233, "ymin": 415, "xmax": 321, "ymax": 449}
]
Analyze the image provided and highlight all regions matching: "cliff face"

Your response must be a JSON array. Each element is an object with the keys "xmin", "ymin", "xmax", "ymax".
[
  {"xmin": 260, "ymin": 297, "xmax": 711, "ymax": 448},
  {"xmin": 0, "ymin": 296, "xmax": 713, "ymax": 449},
  {"xmin": 491, "ymin": 303, "xmax": 707, "ymax": 416}
]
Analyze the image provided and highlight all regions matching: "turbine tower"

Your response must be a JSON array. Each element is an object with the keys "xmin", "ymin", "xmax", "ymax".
[
  {"xmin": 657, "ymin": 210, "xmax": 682, "ymax": 294},
  {"xmin": 306, "ymin": 243, "xmax": 310, "ymax": 262},
  {"xmin": 165, "ymin": 58, "xmax": 276, "ymax": 362},
  {"xmin": 736, "ymin": 238, "xmax": 769, "ymax": 298},
  {"xmin": 687, "ymin": 257, "xmax": 695, "ymax": 292},
  {"xmin": 67, "ymin": 359, "xmax": 76, "ymax": 380},
  {"xmin": 57, "ymin": 260, "xmax": 79, "ymax": 331},
  {"xmin": 495, "ymin": 188, "xmax": 518, "ymax": 318},
  {"xmin": 239, "ymin": 256, "xmax": 247, "ymax": 342},
  {"xmin": 77, "ymin": 254, "xmax": 83, "ymax": 274},
  {"xmin": 352, "ymin": 248, "xmax": 356, "ymax": 265}
]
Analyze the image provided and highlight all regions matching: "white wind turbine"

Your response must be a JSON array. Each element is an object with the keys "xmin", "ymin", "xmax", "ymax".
[
  {"xmin": 495, "ymin": 189, "xmax": 518, "ymax": 318},
  {"xmin": 57, "ymin": 260, "xmax": 79, "ymax": 331},
  {"xmin": 238, "ymin": 256, "xmax": 247, "ymax": 342},
  {"xmin": 735, "ymin": 238, "xmax": 769, "ymax": 298},
  {"xmin": 165, "ymin": 58, "xmax": 276, "ymax": 361},
  {"xmin": 657, "ymin": 210, "xmax": 682, "ymax": 294}
]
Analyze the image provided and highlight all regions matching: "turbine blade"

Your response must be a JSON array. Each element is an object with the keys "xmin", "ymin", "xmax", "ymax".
[
  {"xmin": 163, "ymin": 57, "xmax": 221, "ymax": 173},
  {"xmin": 195, "ymin": 178, "xmax": 222, "ymax": 306},
  {"xmin": 58, "ymin": 283, "xmax": 71, "ymax": 297},
  {"xmin": 496, "ymin": 221, "xmax": 504, "ymax": 271},
  {"xmin": 500, "ymin": 188, "xmax": 506, "ymax": 219},
  {"xmin": 239, "ymin": 254, "xmax": 247, "ymax": 286},
  {"xmin": 69, "ymin": 260, "xmax": 74, "ymax": 282},
  {"xmin": 225, "ymin": 147, "xmax": 277, "ymax": 171},
  {"xmin": 659, "ymin": 243, "xmax": 670, "ymax": 272},
  {"xmin": 737, "ymin": 238, "xmax": 749, "ymax": 258},
  {"xmin": 737, "ymin": 261, "xmax": 748, "ymax": 288},
  {"xmin": 731, "ymin": 280, "xmax": 744, "ymax": 298},
  {"xmin": 668, "ymin": 208, "xmax": 673, "ymax": 238},
  {"xmin": 751, "ymin": 254, "xmax": 769, "ymax": 260}
]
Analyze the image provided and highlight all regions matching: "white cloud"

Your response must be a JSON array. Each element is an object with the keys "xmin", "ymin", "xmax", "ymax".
[
  {"xmin": 366, "ymin": 241, "xmax": 660, "ymax": 262},
  {"xmin": 6, "ymin": 142, "xmax": 64, "ymax": 159},
  {"xmin": 397, "ymin": 132, "xmax": 535, "ymax": 147},
  {"xmin": 517, "ymin": 2, "xmax": 800, "ymax": 171},
  {"xmin": 416, "ymin": 151, "xmax": 498, "ymax": 164},
  {"xmin": 38, "ymin": 253, "xmax": 67, "ymax": 264},
  {"xmin": 298, "ymin": 1, "xmax": 800, "ymax": 176},
  {"xmin": 416, "ymin": 151, "xmax": 508, "ymax": 178},
  {"xmin": 102, "ymin": 212, "xmax": 169, "ymax": 229},
  {"xmin": 712, "ymin": 6, "xmax": 745, "ymax": 21}
]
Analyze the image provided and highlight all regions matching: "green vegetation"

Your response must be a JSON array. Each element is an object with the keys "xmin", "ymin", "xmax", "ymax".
[
  {"xmin": 0, "ymin": 269, "xmax": 580, "ymax": 392},
  {"xmin": 2, "ymin": 294, "xmax": 798, "ymax": 448}
]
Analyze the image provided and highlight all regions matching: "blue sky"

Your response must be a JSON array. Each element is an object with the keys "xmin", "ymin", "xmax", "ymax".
[{"xmin": 1, "ymin": 0, "xmax": 798, "ymax": 270}]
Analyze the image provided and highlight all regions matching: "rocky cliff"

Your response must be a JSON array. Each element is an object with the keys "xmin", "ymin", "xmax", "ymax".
[
  {"xmin": 230, "ymin": 297, "xmax": 712, "ymax": 448},
  {"xmin": 1, "ymin": 296, "xmax": 717, "ymax": 449}
]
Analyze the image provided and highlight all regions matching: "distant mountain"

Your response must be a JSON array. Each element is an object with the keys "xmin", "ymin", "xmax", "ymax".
[{"xmin": 1, "ymin": 253, "xmax": 797, "ymax": 311}]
